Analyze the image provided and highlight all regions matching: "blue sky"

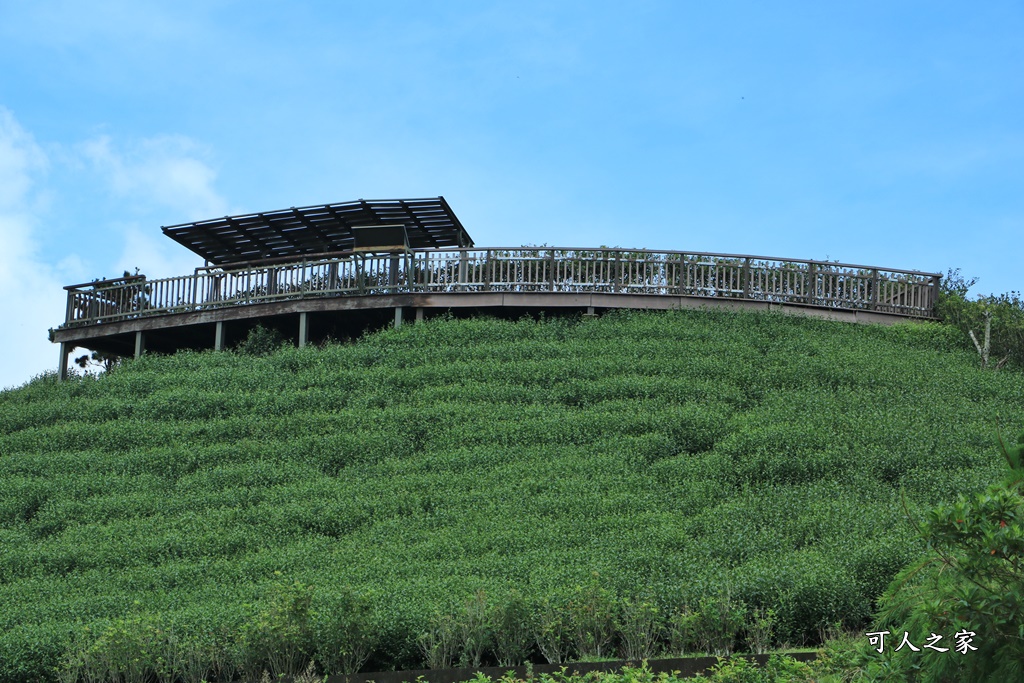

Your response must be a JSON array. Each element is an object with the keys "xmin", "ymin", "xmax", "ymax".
[{"xmin": 1, "ymin": 1, "xmax": 1021, "ymax": 388}]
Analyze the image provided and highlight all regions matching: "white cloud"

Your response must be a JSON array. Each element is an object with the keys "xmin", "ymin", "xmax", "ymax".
[
  {"xmin": 114, "ymin": 224, "xmax": 204, "ymax": 280},
  {"xmin": 0, "ymin": 113, "xmax": 233, "ymax": 390},
  {"xmin": 80, "ymin": 134, "xmax": 229, "ymax": 221},
  {"xmin": 0, "ymin": 112, "xmax": 232, "ymax": 389},
  {"xmin": 76, "ymin": 133, "xmax": 230, "ymax": 279},
  {"xmin": 0, "ymin": 110, "xmax": 47, "ymax": 209},
  {"xmin": 0, "ymin": 108, "xmax": 73, "ymax": 390}
]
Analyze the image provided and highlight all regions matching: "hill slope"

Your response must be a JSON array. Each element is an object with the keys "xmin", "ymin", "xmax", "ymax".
[{"xmin": 1, "ymin": 309, "xmax": 1022, "ymax": 681}]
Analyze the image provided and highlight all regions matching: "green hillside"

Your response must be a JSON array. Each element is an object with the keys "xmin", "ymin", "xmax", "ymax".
[{"xmin": 1, "ymin": 309, "xmax": 1022, "ymax": 682}]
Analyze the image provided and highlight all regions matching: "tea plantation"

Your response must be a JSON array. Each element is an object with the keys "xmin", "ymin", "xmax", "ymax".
[{"xmin": 1, "ymin": 309, "xmax": 1022, "ymax": 682}]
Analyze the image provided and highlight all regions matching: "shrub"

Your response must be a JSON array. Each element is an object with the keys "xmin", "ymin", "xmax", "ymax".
[
  {"xmin": 532, "ymin": 595, "xmax": 573, "ymax": 665},
  {"xmin": 935, "ymin": 269, "xmax": 1024, "ymax": 369},
  {"xmin": 694, "ymin": 591, "xmax": 746, "ymax": 657},
  {"xmin": 418, "ymin": 610, "xmax": 460, "ymax": 670},
  {"xmin": 457, "ymin": 590, "xmax": 492, "ymax": 668},
  {"xmin": 864, "ymin": 430, "xmax": 1024, "ymax": 682},
  {"xmin": 616, "ymin": 597, "xmax": 662, "ymax": 661},
  {"xmin": 490, "ymin": 590, "xmax": 533, "ymax": 667},
  {"xmin": 665, "ymin": 605, "xmax": 700, "ymax": 657},
  {"xmin": 239, "ymin": 577, "xmax": 315, "ymax": 680},
  {"xmin": 743, "ymin": 607, "xmax": 777, "ymax": 656},
  {"xmin": 237, "ymin": 325, "xmax": 287, "ymax": 356},
  {"xmin": 566, "ymin": 573, "xmax": 618, "ymax": 660},
  {"xmin": 312, "ymin": 586, "xmax": 378, "ymax": 675}
]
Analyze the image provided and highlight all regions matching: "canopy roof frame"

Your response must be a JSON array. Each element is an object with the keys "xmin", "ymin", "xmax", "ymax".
[{"xmin": 161, "ymin": 196, "xmax": 472, "ymax": 266}]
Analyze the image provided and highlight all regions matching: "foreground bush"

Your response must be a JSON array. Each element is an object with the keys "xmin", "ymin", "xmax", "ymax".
[{"xmin": 836, "ymin": 431, "xmax": 1024, "ymax": 682}]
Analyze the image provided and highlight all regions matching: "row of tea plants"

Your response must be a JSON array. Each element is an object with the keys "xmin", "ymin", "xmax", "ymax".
[
  {"xmin": 3, "ymin": 310, "xmax": 1023, "ymax": 681},
  {"xmin": 52, "ymin": 577, "xmax": 785, "ymax": 682}
]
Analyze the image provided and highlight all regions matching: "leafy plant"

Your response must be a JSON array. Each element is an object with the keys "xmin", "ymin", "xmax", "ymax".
[
  {"xmin": 694, "ymin": 591, "xmax": 746, "ymax": 657},
  {"xmin": 665, "ymin": 605, "xmax": 700, "ymax": 657},
  {"xmin": 418, "ymin": 610, "xmax": 461, "ymax": 670},
  {"xmin": 312, "ymin": 586, "xmax": 378, "ymax": 675},
  {"xmin": 237, "ymin": 324, "xmax": 287, "ymax": 356},
  {"xmin": 240, "ymin": 577, "xmax": 315, "ymax": 680},
  {"xmin": 616, "ymin": 597, "xmax": 662, "ymax": 661},
  {"xmin": 533, "ymin": 595, "xmax": 573, "ymax": 665},
  {"xmin": 566, "ymin": 573, "xmax": 618, "ymax": 660},
  {"xmin": 490, "ymin": 590, "xmax": 533, "ymax": 667},
  {"xmin": 936, "ymin": 268, "xmax": 1024, "ymax": 369},
  {"xmin": 743, "ymin": 607, "xmax": 777, "ymax": 656},
  {"xmin": 458, "ymin": 590, "xmax": 492, "ymax": 668},
  {"xmin": 867, "ymin": 430, "xmax": 1024, "ymax": 682}
]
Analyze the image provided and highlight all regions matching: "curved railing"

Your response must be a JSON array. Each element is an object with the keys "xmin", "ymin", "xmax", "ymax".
[{"xmin": 60, "ymin": 247, "xmax": 942, "ymax": 328}]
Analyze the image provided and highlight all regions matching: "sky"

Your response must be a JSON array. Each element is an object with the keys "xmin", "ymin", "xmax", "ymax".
[{"xmin": 1, "ymin": 0, "xmax": 1022, "ymax": 389}]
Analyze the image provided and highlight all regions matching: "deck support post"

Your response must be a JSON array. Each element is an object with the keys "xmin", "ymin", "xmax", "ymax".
[
  {"xmin": 394, "ymin": 307, "xmax": 403, "ymax": 328},
  {"xmin": 298, "ymin": 312, "xmax": 308, "ymax": 348},
  {"xmin": 415, "ymin": 308, "xmax": 424, "ymax": 323},
  {"xmin": 585, "ymin": 306, "xmax": 596, "ymax": 317},
  {"xmin": 134, "ymin": 331, "xmax": 145, "ymax": 359},
  {"xmin": 58, "ymin": 342, "xmax": 69, "ymax": 381},
  {"xmin": 215, "ymin": 321, "xmax": 225, "ymax": 351}
]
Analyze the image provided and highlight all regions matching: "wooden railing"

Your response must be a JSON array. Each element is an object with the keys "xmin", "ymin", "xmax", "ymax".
[{"xmin": 61, "ymin": 248, "xmax": 942, "ymax": 327}]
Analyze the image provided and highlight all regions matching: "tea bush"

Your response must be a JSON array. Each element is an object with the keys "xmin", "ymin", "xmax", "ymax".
[{"xmin": 1, "ymin": 309, "xmax": 1022, "ymax": 681}]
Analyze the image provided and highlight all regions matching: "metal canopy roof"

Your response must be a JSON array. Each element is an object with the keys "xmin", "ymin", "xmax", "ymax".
[{"xmin": 161, "ymin": 196, "xmax": 473, "ymax": 266}]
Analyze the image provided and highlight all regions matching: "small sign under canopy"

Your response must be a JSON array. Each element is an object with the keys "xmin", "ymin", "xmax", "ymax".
[{"xmin": 351, "ymin": 224, "xmax": 410, "ymax": 253}]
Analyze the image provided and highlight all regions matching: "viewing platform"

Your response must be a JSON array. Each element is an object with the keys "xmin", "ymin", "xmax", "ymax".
[{"xmin": 50, "ymin": 197, "xmax": 942, "ymax": 378}]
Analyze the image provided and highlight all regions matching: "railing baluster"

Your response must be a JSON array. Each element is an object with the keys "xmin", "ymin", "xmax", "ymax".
[
  {"xmin": 59, "ymin": 248, "xmax": 941, "ymax": 329},
  {"xmin": 548, "ymin": 250, "xmax": 555, "ymax": 292}
]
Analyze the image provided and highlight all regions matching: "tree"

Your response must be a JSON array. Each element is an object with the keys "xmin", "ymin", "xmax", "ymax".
[
  {"xmin": 858, "ymin": 430, "xmax": 1024, "ymax": 681},
  {"xmin": 936, "ymin": 268, "xmax": 1024, "ymax": 370},
  {"xmin": 73, "ymin": 350, "xmax": 120, "ymax": 374}
]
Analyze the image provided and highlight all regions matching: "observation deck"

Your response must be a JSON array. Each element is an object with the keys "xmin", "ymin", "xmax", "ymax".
[{"xmin": 50, "ymin": 197, "xmax": 942, "ymax": 378}]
